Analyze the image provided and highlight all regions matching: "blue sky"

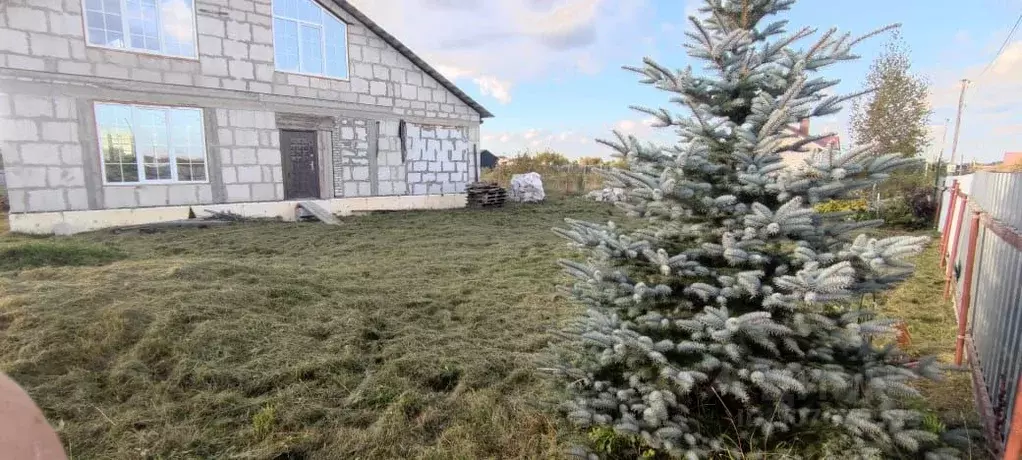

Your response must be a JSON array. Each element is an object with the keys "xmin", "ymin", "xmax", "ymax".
[{"xmin": 351, "ymin": 0, "xmax": 1022, "ymax": 163}]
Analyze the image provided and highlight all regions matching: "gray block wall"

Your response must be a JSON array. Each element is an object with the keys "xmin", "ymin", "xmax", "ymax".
[
  {"xmin": 332, "ymin": 117, "xmax": 371, "ymax": 198},
  {"xmin": 0, "ymin": 0, "xmax": 482, "ymax": 123},
  {"xmin": 0, "ymin": 0, "xmax": 484, "ymax": 214},
  {"xmin": 405, "ymin": 124, "xmax": 471, "ymax": 196},
  {"xmin": 216, "ymin": 109, "xmax": 284, "ymax": 202},
  {"xmin": 0, "ymin": 92, "xmax": 88, "ymax": 213}
]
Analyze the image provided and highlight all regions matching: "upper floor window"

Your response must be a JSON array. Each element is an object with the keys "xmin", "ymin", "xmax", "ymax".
[
  {"xmin": 83, "ymin": 0, "xmax": 197, "ymax": 58},
  {"xmin": 272, "ymin": 0, "xmax": 349, "ymax": 79},
  {"xmin": 95, "ymin": 103, "xmax": 208, "ymax": 184}
]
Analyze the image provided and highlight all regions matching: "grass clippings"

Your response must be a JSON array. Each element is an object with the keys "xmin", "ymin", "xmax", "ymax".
[{"xmin": 0, "ymin": 198, "xmax": 613, "ymax": 459}]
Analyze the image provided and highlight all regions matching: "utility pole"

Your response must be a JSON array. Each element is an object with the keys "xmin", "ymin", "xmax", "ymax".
[{"xmin": 948, "ymin": 79, "xmax": 970, "ymax": 172}]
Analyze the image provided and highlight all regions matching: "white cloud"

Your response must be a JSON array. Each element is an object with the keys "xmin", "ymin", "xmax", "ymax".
[
  {"xmin": 472, "ymin": 76, "xmax": 513, "ymax": 104},
  {"xmin": 482, "ymin": 117, "xmax": 676, "ymax": 159},
  {"xmin": 347, "ymin": 0, "xmax": 655, "ymax": 103}
]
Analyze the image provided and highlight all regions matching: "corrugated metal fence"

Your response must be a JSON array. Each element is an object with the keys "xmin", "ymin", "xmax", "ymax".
[{"xmin": 937, "ymin": 172, "xmax": 1022, "ymax": 458}]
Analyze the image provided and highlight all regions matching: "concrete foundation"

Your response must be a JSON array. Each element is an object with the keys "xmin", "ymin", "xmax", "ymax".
[{"xmin": 9, "ymin": 193, "xmax": 467, "ymax": 235}]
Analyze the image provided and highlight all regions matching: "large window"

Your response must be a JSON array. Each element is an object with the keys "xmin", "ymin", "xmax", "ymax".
[
  {"xmin": 83, "ymin": 0, "xmax": 197, "ymax": 58},
  {"xmin": 95, "ymin": 103, "xmax": 208, "ymax": 184},
  {"xmin": 272, "ymin": 0, "xmax": 349, "ymax": 79}
]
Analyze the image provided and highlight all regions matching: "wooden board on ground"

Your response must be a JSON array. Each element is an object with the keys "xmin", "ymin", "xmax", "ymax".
[{"xmin": 297, "ymin": 201, "xmax": 340, "ymax": 225}]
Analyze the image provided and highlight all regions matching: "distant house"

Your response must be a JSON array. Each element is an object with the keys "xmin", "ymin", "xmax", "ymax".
[
  {"xmin": 779, "ymin": 119, "xmax": 842, "ymax": 169},
  {"xmin": 479, "ymin": 150, "xmax": 499, "ymax": 169},
  {"xmin": 0, "ymin": 0, "xmax": 492, "ymax": 234},
  {"xmin": 1005, "ymin": 152, "xmax": 1022, "ymax": 168}
]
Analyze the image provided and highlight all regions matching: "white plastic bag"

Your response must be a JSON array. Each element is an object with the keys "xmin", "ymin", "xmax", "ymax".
[{"xmin": 509, "ymin": 172, "xmax": 546, "ymax": 203}]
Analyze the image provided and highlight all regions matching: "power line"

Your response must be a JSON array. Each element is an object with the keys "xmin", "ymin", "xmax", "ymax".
[{"xmin": 976, "ymin": 9, "xmax": 1022, "ymax": 82}]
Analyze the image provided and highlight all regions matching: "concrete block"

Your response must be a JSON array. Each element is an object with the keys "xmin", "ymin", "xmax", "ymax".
[
  {"xmin": 194, "ymin": 75, "xmax": 222, "ymax": 88},
  {"xmin": 224, "ymin": 39, "xmax": 248, "ymax": 59},
  {"xmin": 93, "ymin": 63, "xmax": 130, "ymax": 79},
  {"xmin": 221, "ymin": 167, "xmax": 238, "ymax": 183},
  {"xmin": 7, "ymin": 7, "xmax": 47, "ymax": 32},
  {"xmin": 0, "ymin": 29, "xmax": 30, "ymax": 54},
  {"xmin": 408, "ymin": 172, "xmax": 421, "ymax": 183},
  {"xmin": 400, "ymin": 84, "xmax": 418, "ymax": 100},
  {"xmin": 198, "ymin": 185, "xmax": 214, "ymax": 202},
  {"xmin": 198, "ymin": 16, "xmax": 226, "ymax": 37},
  {"xmin": 370, "ymin": 81, "xmax": 386, "ymax": 96},
  {"xmin": 199, "ymin": 35, "xmax": 223, "ymax": 56},
  {"xmin": 378, "ymin": 181, "xmax": 393, "ymax": 195},
  {"xmin": 217, "ymin": 128, "xmax": 234, "ymax": 145},
  {"xmin": 226, "ymin": 184, "xmax": 251, "ymax": 202},
  {"xmin": 343, "ymin": 182, "xmax": 358, "ymax": 196},
  {"xmin": 442, "ymin": 182, "xmax": 461, "ymax": 194},
  {"xmin": 357, "ymin": 182, "xmax": 371, "ymax": 196},
  {"xmin": 104, "ymin": 187, "xmax": 137, "ymax": 209},
  {"xmin": 247, "ymin": 11, "xmax": 271, "ymax": 26},
  {"xmin": 247, "ymin": 81, "xmax": 272, "ymax": 93},
  {"xmin": 6, "ymin": 190, "xmax": 26, "ymax": 212},
  {"xmin": 358, "ymin": 94, "xmax": 375, "ymax": 105},
  {"xmin": 200, "ymin": 56, "xmax": 229, "ymax": 76},
  {"xmin": 27, "ymin": 189, "xmax": 66, "ymax": 211},
  {"xmin": 255, "ymin": 63, "xmax": 274, "ymax": 81},
  {"xmin": 256, "ymin": 148, "xmax": 280, "ymax": 164},
  {"xmin": 57, "ymin": 61, "xmax": 92, "ymax": 75},
  {"xmin": 249, "ymin": 43, "xmax": 273, "ymax": 62},
  {"xmin": 233, "ymin": 147, "xmax": 257, "ymax": 164},
  {"xmin": 411, "ymin": 183, "xmax": 427, "ymax": 195},
  {"xmin": 7, "ymin": 55, "xmax": 46, "ymax": 71},
  {"xmin": 168, "ymin": 185, "xmax": 198, "ymax": 205},
  {"xmin": 163, "ymin": 72, "xmax": 192, "ymax": 86},
  {"xmin": 353, "ymin": 63, "xmax": 372, "ymax": 78},
  {"xmin": 237, "ymin": 165, "xmax": 261, "ymax": 182},
  {"xmin": 235, "ymin": 129, "xmax": 259, "ymax": 147},
  {"xmin": 352, "ymin": 167, "xmax": 369, "ymax": 181},
  {"xmin": 41, "ymin": 121, "xmax": 77, "ymax": 142},
  {"xmin": 424, "ymin": 172, "xmax": 436, "ymax": 182},
  {"xmin": 251, "ymin": 24, "xmax": 273, "ymax": 44},
  {"xmin": 287, "ymin": 74, "xmax": 309, "ymax": 87},
  {"xmin": 378, "ymin": 167, "xmax": 391, "ymax": 180},
  {"xmin": 271, "ymin": 165, "xmax": 282, "ymax": 183},
  {"xmin": 350, "ymin": 77, "xmax": 369, "ymax": 93},
  {"xmin": 20, "ymin": 142, "xmax": 60, "ymax": 164},
  {"xmin": 13, "ymin": 95, "xmax": 53, "ymax": 117},
  {"xmin": 137, "ymin": 186, "xmax": 169, "ymax": 207},
  {"xmin": 229, "ymin": 0, "xmax": 255, "ymax": 12},
  {"xmin": 229, "ymin": 110, "xmax": 255, "ymax": 128},
  {"xmin": 251, "ymin": 183, "xmax": 276, "ymax": 201},
  {"xmin": 6, "ymin": 166, "xmax": 47, "ymax": 188},
  {"xmin": 49, "ymin": 11, "xmax": 85, "ymax": 37},
  {"xmin": 363, "ymin": 47, "xmax": 381, "ymax": 63},
  {"xmin": 28, "ymin": 33, "xmax": 70, "ymax": 58},
  {"xmin": 222, "ymin": 79, "xmax": 246, "ymax": 91},
  {"xmin": 66, "ymin": 188, "xmax": 89, "ymax": 210},
  {"xmin": 47, "ymin": 167, "xmax": 84, "ymax": 187}
]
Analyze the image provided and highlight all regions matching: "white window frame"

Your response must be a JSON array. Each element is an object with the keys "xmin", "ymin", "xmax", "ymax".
[
  {"xmin": 80, "ymin": 0, "xmax": 200, "ymax": 60},
  {"xmin": 94, "ymin": 102, "xmax": 210, "ymax": 186},
  {"xmin": 271, "ymin": 0, "xmax": 350, "ymax": 81}
]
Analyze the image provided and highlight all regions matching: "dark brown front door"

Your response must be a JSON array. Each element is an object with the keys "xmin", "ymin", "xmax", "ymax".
[{"xmin": 280, "ymin": 130, "xmax": 319, "ymax": 199}]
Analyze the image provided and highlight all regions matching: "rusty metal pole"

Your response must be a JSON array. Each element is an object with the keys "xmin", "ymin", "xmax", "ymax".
[
  {"xmin": 1004, "ymin": 374, "xmax": 1022, "ymax": 459},
  {"xmin": 940, "ymin": 180, "xmax": 960, "ymax": 268},
  {"xmin": 954, "ymin": 211, "xmax": 981, "ymax": 366},
  {"xmin": 945, "ymin": 194, "xmax": 969, "ymax": 300}
]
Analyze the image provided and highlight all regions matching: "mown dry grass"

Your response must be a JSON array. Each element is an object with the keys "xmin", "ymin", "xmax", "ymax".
[
  {"xmin": 876, "ymin": 238, "xmax": 987, "ymax": 456},
  {"xmin": 0, "ymin": 198, "xmax": 616, "ymax": 459},
  {"xmin": 0, "ymin": 201, "xmax": 984, "ymax": 459}
]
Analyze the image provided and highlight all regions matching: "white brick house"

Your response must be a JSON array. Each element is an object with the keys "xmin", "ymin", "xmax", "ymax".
[{"xmin": 0, "ymin": 0, "xmax": 492, "ymax": 234}]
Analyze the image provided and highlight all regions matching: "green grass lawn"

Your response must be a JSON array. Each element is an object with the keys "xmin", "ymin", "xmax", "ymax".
[{"xmin": 0, "ymin": 198, "xmax": 981, "ymax": 459}]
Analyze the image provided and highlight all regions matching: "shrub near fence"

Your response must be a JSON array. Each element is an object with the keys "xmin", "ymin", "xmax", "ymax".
[
  {"xmin": 481, "ymin": 164, "xmax": 605, "ymax": 197},
  {"xmin": 937, "ymin": 172, "xmax": 1022, "ymax": 459}
]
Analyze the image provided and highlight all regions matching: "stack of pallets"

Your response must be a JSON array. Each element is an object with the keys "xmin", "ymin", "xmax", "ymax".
[{"xmin": 466, "ymin": 182, "xmax": 508, "ymax": 208}]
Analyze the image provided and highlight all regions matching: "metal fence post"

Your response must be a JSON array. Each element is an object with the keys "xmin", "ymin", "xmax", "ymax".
[
  {"xmin": 1006, "ymin": 374, "xmax": 1022, "ymax": 460},
  {"xmin": 954, "ymin": 211, "xmax": 982, "ymax": 366},
  {"xmin": 945, "ymin": 194, "xmax": 969, "ymax": 300},
  {"xmin": 940, "ymin": 180, "xmax": 960, "ymax": 268}
]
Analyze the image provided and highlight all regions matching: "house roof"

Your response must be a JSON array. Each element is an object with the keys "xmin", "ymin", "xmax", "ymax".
[{"xmin": 332, "ymin": 1, "xmax": 494, "ymax": 119}]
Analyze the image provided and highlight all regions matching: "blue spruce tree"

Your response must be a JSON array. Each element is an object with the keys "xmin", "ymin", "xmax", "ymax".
[{"xmin": 545, "ymin": 1, "xmax": 971, "ymax": 458}]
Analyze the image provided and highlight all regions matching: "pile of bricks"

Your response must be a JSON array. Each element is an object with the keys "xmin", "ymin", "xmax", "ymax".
[{"xmin": 466, "ymin": 182, "xmax": 507, "ymax": 208}]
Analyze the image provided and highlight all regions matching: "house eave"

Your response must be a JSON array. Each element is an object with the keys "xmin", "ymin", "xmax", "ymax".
[{"xmin": 331, "ymin": 1, "xmax": 494, "ymax": 120}]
